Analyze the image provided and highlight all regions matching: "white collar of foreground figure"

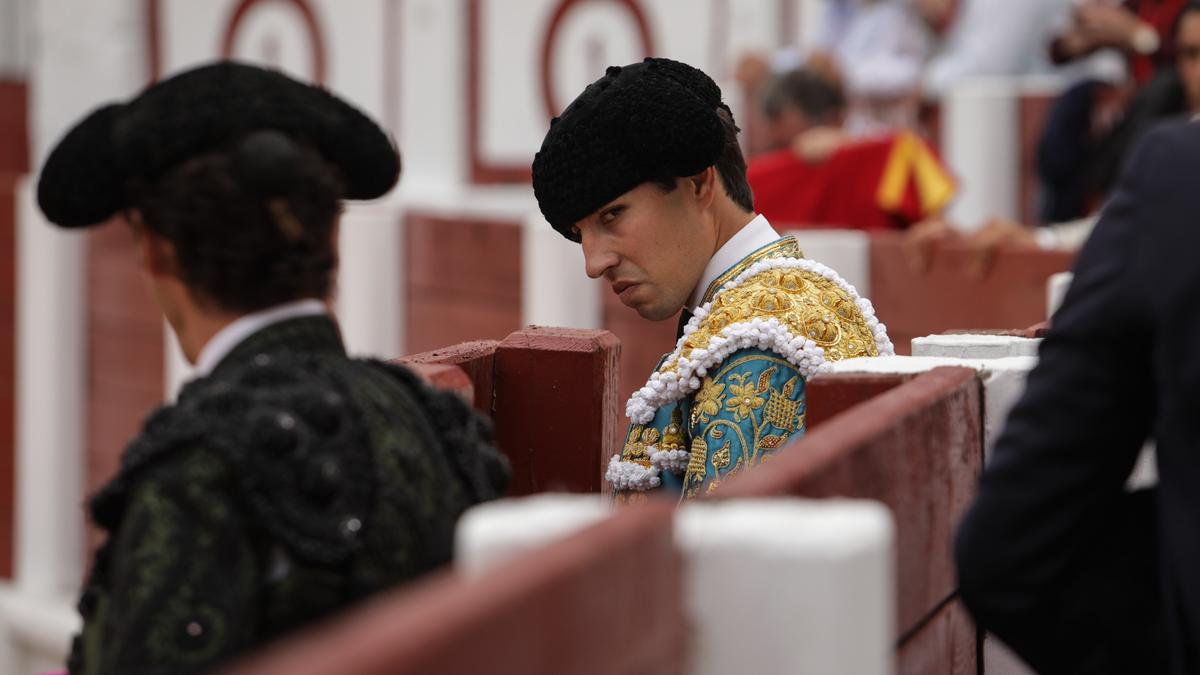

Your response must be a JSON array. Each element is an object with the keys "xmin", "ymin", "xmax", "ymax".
[
  {"xmin": 687, "ymin": 214, "xmax": 781, "ymax": 311},
  {"xmin": 192, "ymin": 298, "xmax": 330, "ymax": 377}
]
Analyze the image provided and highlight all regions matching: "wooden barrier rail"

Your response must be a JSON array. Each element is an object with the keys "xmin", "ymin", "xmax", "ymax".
[
  {"xmin": 716, "ymin": 366, "xmax": 983, "ymax": 675},
  {"xmin": 401, "ymin": 327, "xmax": 621, "ymax": 495},
  {"xmin": 868, "ymin": 232, "xmax": 1073, "ymax": 354},
  {"xmin": 216, "ymin": 502, "xmax": 683, "ymax": 675},
  {"xmin": 199, "ymin": 341, "xmax": 988, "ymax": 674}
]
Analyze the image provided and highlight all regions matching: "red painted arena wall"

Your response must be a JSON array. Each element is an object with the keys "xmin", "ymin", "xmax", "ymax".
[
  {"xmin": 868, "ymin": 232, "xmax": 1074, "ymax": 354},
  {"xmin": 405, "ymin": 214, "xmax": 523, "ymax": 354},
  {"xmin": 85, "ymin": 224, "xmax": 164, "ymax": 552},
  {"xmin": 0, "ymin": 78, "xmax": 27, "ymax": 578},
  {"xmin": 208, "ymin": 345, "xmax": 989, "ymax": 674},
  {"xmin": 217, "ymin": 502, "xmax": 685, "ymax": 675}
]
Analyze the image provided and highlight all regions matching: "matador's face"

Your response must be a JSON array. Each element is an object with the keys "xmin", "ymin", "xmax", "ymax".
[{"xmin": 572, "ymin": 178, "xmax": 715, "ymax": 322}]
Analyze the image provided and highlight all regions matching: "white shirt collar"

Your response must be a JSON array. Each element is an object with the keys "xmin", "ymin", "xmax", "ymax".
[
  {"xmin": 192, "ymin": 298, "xmax": 330, "ymax": 377},
  {"xmin": 688, "ymin": 214, "xmax": 781, "ymax": 310}
]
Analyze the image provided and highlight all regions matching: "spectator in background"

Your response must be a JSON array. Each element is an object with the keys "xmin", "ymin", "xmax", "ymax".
[
  {"xmin": 747, "ymin": 69, "xmax": 955, "ymax": 233},
  {"xmin": 760, "ymin": 68, "xmax": 847, "ymax": 155},
  {"xmin": 1039, "ymin": 0, "xmax": 1194, "ymax": 221},
  {"xmin": 918, "ymin": 0, "xmax": 1072, "ymax": 99},
  {"xmin": 910, "ymin": 0, "xmax": 1200, "ymax": 273},
  {"xmin": 738, "ymin": 0, "xmax": 931, "ymax": 137},
  {"xmin": 1052, "ymin": 0, "xmax": 1188, "ymax": 84}
]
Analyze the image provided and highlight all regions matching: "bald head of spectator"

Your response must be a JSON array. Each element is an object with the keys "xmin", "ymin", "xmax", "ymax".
[{"xmin": 761, "ymin": 68, "xmax": 846, "ymax": 151}]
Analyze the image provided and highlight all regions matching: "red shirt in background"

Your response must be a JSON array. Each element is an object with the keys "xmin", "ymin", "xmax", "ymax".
[{"xmin": 748, "ymin": 132, "xmax": 956, "ymax": 232}]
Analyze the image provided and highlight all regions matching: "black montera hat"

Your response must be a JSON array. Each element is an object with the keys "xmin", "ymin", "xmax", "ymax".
[
  {"xmin": 531, "ymin": 57, "xmax": 730, "ymax": 241},
  {"xmin": 37, "ymin": 61, "xmax": 401, "ymax": 228}
]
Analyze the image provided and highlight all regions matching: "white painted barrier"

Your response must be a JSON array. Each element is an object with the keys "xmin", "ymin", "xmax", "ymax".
[
  {"xmin": 521, "ymin": 212, "xmax": 603, "ymax": 330},
  {"xmin": 825, "ymin": 353, "xmax": 1037, "ymax": 460},
  {"xmin": 455, "ymin": 494, "xmax": 611, "ymax": 578},
  {"xmin": 1047, "ymin": 271, "xmax": 1073, "ymax": 319},
  {"xmin": 456, "ymin": 495, "xmax": 895, "ymax": 675},
  {"xmin": 677, "ymin": 500, "xmax": 894, "ymax": 675}
]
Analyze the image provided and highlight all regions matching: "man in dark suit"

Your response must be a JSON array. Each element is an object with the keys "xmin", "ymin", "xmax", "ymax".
[
  {"xmin": 955, "ymin": 118, "xmax": 1200, "ymax": 673},
  {"xmin": 37, "ymin": 62, "xmax": 509, "ymax": 675}
]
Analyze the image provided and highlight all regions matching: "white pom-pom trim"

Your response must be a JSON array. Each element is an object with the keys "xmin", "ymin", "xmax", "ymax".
[
  {"xmin": 605, "ymin": 454, "xmax": 661, "ymax": 491},
  {"xmin": 626, "ymin": 318, "xmax": 826, "ymax": 424},
  {"xmin": 624, "ymin": 256, "xmax": 894, "ymax": 425},
  {"xmin": 699, "ymin": 256, "xmax": 894, "ymax": 358},
  {"xmin": 647, "ymin": 446, "xmax": 690, "ymax": 474}
]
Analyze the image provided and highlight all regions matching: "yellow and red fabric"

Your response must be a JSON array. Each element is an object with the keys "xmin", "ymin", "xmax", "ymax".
[{"xmin": 747, "ymin": 131, "xmax": 956, "ymax": 231}]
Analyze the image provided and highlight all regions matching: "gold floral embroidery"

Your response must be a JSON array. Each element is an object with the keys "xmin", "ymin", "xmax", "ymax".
[
  {"xmin": 691, "ymin": 377, "xmax": 727, "ymax": 426},
  {"xmin": 704, "ymin": 457, "xmax": 745, "ymax": 495},
  {"xmin": 687, "ymin": 436, "xmax": 708, "ymax": 484},
  {"xmin": 725, "ymin": 372, "xmax": 765, "ymax": 422},
  {"xmin": 640, "ymin": 427, "xmax": 660, "ymax": 446},
  {"xmin": 621, "ymin": 424, "xmax": 649, "ymax": 466},
  {"xmin": 685, "ymin": 355, "xmax": 809, "ymax": 491},
  {"xmin": 764, "ymin": 391, "xmax": 800, "ymax": 432},
  {"xmin": 661, "ymin": 407, "xmax": 687, "ymax": 452},
  {"xmin": 662, "ymin": 266, "xmax": 879, "ymax": 376},
  {"xmin": 758, "ymin": 434, "xmax": 787, "ymax": 450},
  {"xmin": 711, "ymin": 440, "xmax": 731, "ymax": 472}
]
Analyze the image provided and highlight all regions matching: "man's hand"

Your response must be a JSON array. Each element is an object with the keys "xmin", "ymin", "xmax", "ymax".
[
  {"xmin": 903, "ymin": 217, "xmax": 961, "ymax": 274},
  {"xmin": 964, "ymin": 217, "xmax": 1039, "ymax": 280},
  {"xmin": 903, "ymin": 217, "xmax": 1039, "ymax": 278}
]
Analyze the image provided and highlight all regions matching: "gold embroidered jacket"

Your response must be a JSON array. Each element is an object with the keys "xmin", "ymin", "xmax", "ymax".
[{"xmin": 608, "ymin": 236, "xmax": 893, "ymax": 501}]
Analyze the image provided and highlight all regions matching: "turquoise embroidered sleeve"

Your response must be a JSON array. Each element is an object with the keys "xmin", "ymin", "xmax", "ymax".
[
  {"xmin": 613, "ymin": 403, "xmax": 689, "ymax": 503},
  {"xmin": 680, "ymin": 348, "xmax": 807, "ymax": 499}
]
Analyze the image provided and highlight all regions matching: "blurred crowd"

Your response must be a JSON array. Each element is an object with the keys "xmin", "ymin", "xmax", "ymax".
[{"xmin": 736, "ymin": 0, "xmax": 1197, "ymax": 270}]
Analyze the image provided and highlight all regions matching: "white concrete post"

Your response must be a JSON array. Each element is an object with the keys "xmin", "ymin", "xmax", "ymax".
[
  {"xmin": 943, "ymin": 79, "xmax": 1020, "ymax": 231},
  {"xmin": 457, "ymin": 496, "xmax": 895, "ymax": 675},
  {"xmin": 454, "ymin": 494, "xmax": 611, "ymax": 577},
  {"xmin": 521, "ymin": 212, "xmax": 602, "ymax": 329},
  {"xmin": 1047, "ymin": 271, "xmax": 1073, "ymax": 319},
  {"xmin": 336, "ymin": 202, "xmax": 406, "ymax": 358},
  {"xmin": 786, "ymin": 228, "xmax": 871, "ymax": 294},
  {"xmin": 2, "ymin": 1, "xmax": 145, "ymax": 671},
  {"xmin": 677, "ymin": 500, "xmax": 894, "ymax": 675},
  {"xmin": 13, "ymin": 179, "xmax": 86, "ymax": 597}
]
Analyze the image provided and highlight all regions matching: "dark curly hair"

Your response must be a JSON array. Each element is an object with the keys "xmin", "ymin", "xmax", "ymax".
[
  {"xmin": 128, "ymin": 130, "xmax": 345, "ymax": 313},
  {"xmin": 649, "ymin": 106, "xmax": 755, "ymax": 213}
]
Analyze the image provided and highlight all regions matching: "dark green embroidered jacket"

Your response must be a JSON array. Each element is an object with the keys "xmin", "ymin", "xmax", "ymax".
[{"xmin": 69, "ymin": 316, "xmax": 510, "ymax": 675}]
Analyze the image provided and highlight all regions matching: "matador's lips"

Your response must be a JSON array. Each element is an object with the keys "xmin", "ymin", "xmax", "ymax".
[{"xmin": 612, "ymin": 280, "xmax": 642, "ymax": 302}]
